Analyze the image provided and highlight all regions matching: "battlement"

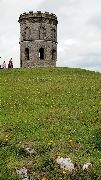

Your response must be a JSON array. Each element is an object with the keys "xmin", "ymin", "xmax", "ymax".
[{"xmin": 18, "ymin": 11, "xmax": 58, "ymax": 23}]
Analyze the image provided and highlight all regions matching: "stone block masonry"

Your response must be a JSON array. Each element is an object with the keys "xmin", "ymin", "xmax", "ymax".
[{"xmin": 18, "ymin": 11, "xmax": 58, "ymax": 68}]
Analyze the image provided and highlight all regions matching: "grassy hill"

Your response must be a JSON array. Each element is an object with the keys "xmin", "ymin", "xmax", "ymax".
[{"xmin": 0, "ymin": 68, "xmax": 101, "ymax": 179}]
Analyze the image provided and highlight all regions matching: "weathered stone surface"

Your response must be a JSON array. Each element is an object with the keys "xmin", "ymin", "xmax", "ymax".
[
  {"xmin": 82, "ymin": 163, "xmax": 92, "ymax": 170},
  {"xmin": 18, "ymin": 11, "xmax": 58, "ymax": 68},
  {"xmin": 56, "ymin": 157, "xmax": 74, "ymax": 172},
  {"xmin": 24, "ymin": 147, "xmax": 36, "ymax": 156},
  {"xmin": 16, "ymin": 167, "xmax": 29, "ymax": 180}
]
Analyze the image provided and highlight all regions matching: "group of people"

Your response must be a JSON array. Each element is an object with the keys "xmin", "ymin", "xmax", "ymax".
[{"xmin": 0, "ymin": 58, "xmax": 13, "ymax": 69}]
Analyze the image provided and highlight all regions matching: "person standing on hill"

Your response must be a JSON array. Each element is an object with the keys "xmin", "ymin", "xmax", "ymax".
[
  {"xmin": 8, "ymin": 58, "xmax": 13, "ymax": 68},
  {"xmin": 2, "ymin": 61, "xmax": 6, "ymax": 69}
]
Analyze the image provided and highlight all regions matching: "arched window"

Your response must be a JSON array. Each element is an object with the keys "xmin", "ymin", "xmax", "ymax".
[
  {"xmin": 25, "ymin": 48, "xmax": 29, "ymax": 60},
  {"xmin": 39, "ymin": 48, "xmax": 44, "ymax": 60},
  {"xmin": 52, "ymin": 49, "xmax": 56, "ymax": 60}
]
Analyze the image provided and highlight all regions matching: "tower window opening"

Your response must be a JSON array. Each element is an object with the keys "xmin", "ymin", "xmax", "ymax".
[
  {"xmin": 21, "ymin": 60, "xmax": 22, "ymax": 67},
  {"xmin": 52, "ymin": 49, "xmax": 56, "ymax": 60},
  {"xmin": 39, "ymin": 48, "xmax": 44, "ymax": 60},
  {"xmin": 25, "ymin": 48, "xmax": 29, "ymax": 60}
]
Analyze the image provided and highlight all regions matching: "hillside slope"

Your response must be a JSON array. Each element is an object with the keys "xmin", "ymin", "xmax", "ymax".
[{"xmin": 0, "ymin": 68, "xmax": 101, "ymax": 179}]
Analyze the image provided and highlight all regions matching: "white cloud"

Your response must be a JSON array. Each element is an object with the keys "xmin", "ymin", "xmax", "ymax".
[
  {"xmin": 39, "ymin": 0, "xmax": 101, "ymax": 72},
  {"xmin": 0, "ymin": 0, "xmax": 101, "ymax": 72}
]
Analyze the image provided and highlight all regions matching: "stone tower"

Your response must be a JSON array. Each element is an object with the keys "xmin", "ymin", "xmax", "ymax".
[{"xmin": 18, "ymin": 11, "xmax": 58, "ymax": 68}]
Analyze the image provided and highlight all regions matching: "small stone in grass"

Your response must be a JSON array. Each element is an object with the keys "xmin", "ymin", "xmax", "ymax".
[
  {"xmin": 25, "ymin": 147, "xmax": 36, "ymax": 156},
  {"xmin": 56, "ymin": 157, "xmax": 74, "ymax": 172},
  {"xmin": 82, "ymin": 163, "xmax": 92, "ymax": 170},
  {"xmin": 16, "ymin": 167, "xmax": 29, "ymax": 180}
]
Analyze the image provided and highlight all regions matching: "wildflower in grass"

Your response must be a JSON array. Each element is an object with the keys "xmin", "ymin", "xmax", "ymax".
[
  {"xmin": 59, "ymin": 177, "xmax": 63, "ymax": 180},
  {"xmin": 56, "ymin": 156, "xmax": 61, "ymax": 160},
  {"xmin": 5, "ymin": 135, "xmax": 9, "ymax": 141},
  {"xmin": 63, "ymin": 169, "xmax": 67, "ymax": 174},
  {"xmin": 41, "ymin": 176, "xmax": 46, "ymax": 180},
  {"xmin": 48, "ymin": 140, "xmax": 53, "ymax": 145}
]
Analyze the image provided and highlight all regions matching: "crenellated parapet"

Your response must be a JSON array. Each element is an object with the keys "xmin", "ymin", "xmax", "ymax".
[{"xmin": 18, "ymin": 11, "xmax": 58, "ymax": 25}]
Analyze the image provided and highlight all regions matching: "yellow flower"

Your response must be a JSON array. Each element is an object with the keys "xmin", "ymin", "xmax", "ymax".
[
  {"xmin": 56, "ymin": 156, "xmax": 61, "ymax": 160},
  {"xmin": 63, "ymin": 170, "xmax": 67, "ymax": 174},
  {"xmin": 59, "ymin": 177, "xmax": 62, "ymax": 180},
  {"xmin": 41, "ymin": 177, "xmax": 46, "ymax": 180},
  {"xmin": 48, "ymin": 140, "xmax": 53, "ymax": 145},
  {"xmin": 50, "ymin": 140, "xmax": 53, "ymax": 143}
]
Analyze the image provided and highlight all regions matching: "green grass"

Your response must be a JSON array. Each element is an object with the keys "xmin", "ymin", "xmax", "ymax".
[{"xmin": 0, "ymin": 67, "xmax": 101, "ymax": 179}]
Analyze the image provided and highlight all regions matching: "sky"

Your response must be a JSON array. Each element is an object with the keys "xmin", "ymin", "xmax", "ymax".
[{"xmin": 0, "ymin": 0, "xmax": 101, "ymax": 72}]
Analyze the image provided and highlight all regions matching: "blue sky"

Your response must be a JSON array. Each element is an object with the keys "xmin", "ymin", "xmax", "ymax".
[{"xmin": 0, "ymin": 0, "xmax": 101, "ymax": 72}]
